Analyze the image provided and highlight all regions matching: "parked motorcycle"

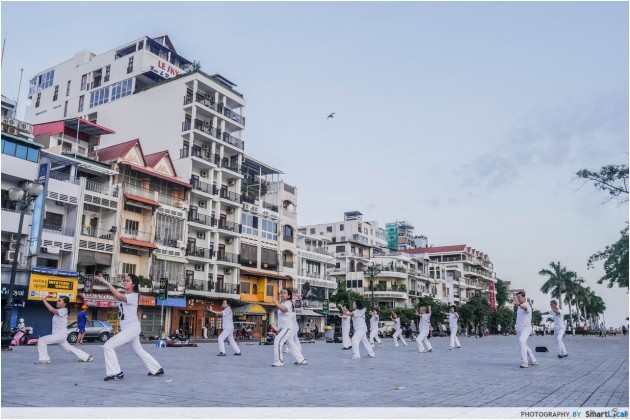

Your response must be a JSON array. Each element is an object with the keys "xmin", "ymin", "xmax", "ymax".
[{"xmin": 11, "ymin": 320, "xmax": 38, "ymax": 346}]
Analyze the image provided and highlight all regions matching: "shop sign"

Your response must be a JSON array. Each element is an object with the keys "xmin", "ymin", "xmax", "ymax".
[{"xmin": 28, "ymin": 272, "xmax": 78, "ymax": 302}]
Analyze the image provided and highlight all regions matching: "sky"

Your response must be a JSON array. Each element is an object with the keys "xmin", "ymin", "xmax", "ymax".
[{"xmin": 1, "ymin": 2, "xmax": 628, "ymax": 327}]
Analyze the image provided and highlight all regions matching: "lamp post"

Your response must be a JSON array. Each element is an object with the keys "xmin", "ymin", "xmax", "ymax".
[
  {"xmin": 364, "ymin": 262, "xmax": 381, "ymax": 310},
  {"xmin": 1, "ymin": 180, "xmax": 43, "ymax": 351}
]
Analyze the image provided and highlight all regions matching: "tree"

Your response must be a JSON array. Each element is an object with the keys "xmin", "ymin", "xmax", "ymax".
[
  {"xmin": 191, "ymin": 60, "xmax": 202, "ymax": 72},
  {"xmin": 459, "ymin": 294, "xmax": 490, "ymax": 336},
  {"xmin": 576, "ymin": 164, "xmax": 628, "ymax": 204},
  {"xmin": 587, "ymin": 224, "xmax": 629, "ymax": 289},
  {"xmin": 494, "ymin": 278, "xmax": 509, "ymax": 308},
  {"xmin": 539, "ymin": 261, "xmax": 578, "ymax": 330},
  {"xmin": 490, "ymin": 306, "xmax": 515, "ymax": 333}
]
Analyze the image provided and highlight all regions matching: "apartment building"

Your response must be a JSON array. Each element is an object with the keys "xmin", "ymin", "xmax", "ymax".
[
  {"xmin": 300, "ymin": 211, "xmax": 388, "ymax": 249},
  {"xmin": 385, "ymin": 220, "xmax": 428, "ymax": 250},
  {"xmin": 403, "ymin": 245, "xmax": 496, "ymax": 309}
]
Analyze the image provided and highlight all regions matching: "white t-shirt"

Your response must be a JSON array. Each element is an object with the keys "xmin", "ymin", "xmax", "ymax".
[
  {"xmin": 419, "ymin": 313, "xmax": 431, "ymax": 333},
  {"xmin": 341, "ymin": 315, "xmax": 351, "ymax": 329},
  {"xmin": 515, "ymin": 302, "xmax": 532, "ymax": 330},
  {"xmin": 449, "ymin": 312, "xmax": 459, "ymax": 329},
  {"xmin": 393, "ymin": 318, "xmax": 401, "ymax": 331},
  {"xmin": 278, "ymin": 300, "xmax": 293, "ymax": 329},
  {"xmin": 119, "ymin": 293, "xmax": 139, "ymax": 329},
  {"xmin": 551, "ymin": 307, "xmax": 564, "ymax": 331},
  {"xmin": 370, "ymin": 314, "xmax": 379, "ymax": 330},
  {"xmin": 222, "ymin": 306, "xmax": 234, "ymax": 330},
  {"xmin": 353, "ymin": 308, "xmax": 367, "ymax": 331},
  {"xmin": 52, "ymin": 307, "xmax": 69, "ymax": 334}
]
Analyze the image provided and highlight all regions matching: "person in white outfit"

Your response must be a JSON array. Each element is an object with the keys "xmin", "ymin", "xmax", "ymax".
[
  {"xmin": 284, "ymin": 298, "xmax": 302, "ymax": 355},
  {"xmin": 448, "ymin": 306, "xmax": 461, "ymax": 350},
  {"xmin": 338, "ymin": 308, "xmax": 352, "ymax": 350},
  {"xmin": 343, "ymin": 300, "xmax": 375, "ymax": 360},
  {"xmin": 271, "ymin": 288, "xmax": 307, "ymax": 367},
  {"xmin": 415, "ymin": 306, "xmax": 433, "ymax": 353},
  {"xmin": 541, "ymin": 300, "xmax": 568, "ymax": 358},
  {"xmin": 514, "ymin": 291, "xmax": 538, "ymax": 368},
  {"xmin": 35, "ymin": 295, "xmax": 93, "ymax": 364},
  {"xmin": 391, "ymin": 312, "xmax": 407, "ymax": 346},
  {"xmin": 208, "ymin": 299, "xmax": 241, "ymax": 356},
  {"xmin": 96, "ymin": 273, "xmax": 164, "ymax": 381},
  {"xmin": 369, "ymin": 309, "xmax": 383, "ymax": 347}
]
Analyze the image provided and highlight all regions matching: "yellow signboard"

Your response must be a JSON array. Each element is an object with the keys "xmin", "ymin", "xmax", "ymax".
[{"xmin": 28, "ymin": 273, "xmax": 79, "ymax": 302}]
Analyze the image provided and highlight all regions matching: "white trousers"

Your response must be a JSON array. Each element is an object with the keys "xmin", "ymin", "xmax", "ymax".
[
  {"xmin": 103, "ymin": 323, "xmax": 162, "ymax": 376},
  {"xmin": 341, "ymin": 324, "xmax": 351, "ymax": 348},
  {"xmin": 369, "ymin": 328, "xmax": 382, "ymax": 345},
  {"xmin": 450, "ymin": 329, "xmax": 461, "ymax": 348},
  {"xmin": 555, "ymin": 328, "xmax": 567, "ymax": 356},
  {"xmin": 517, "ymin": 327, "xmax": 537, "ymax": 365},
  {"xmin": 351, "ymin": 328, "xmax": 375, "ymax": 358},
  {"xmin": 218, "ymin": 328, "xmax": 240, "ymax": 354},
  {"xmin": 392, "ymin": 329, "xmax": 407, "ymax": 346},
  {"xmin": 273, "ymin": 327, "xmax": 304, "ymax": 363},
  {"xmin": 37, "ymin": 332, "xmax": 91, "ymax": 362},
  {"xmin": 416, "ymin": 330, "xmax": 432, "ymax": 352},
  {"xmin": 284, "ymin": 325, "xmax": 302, "ymax": 352}
]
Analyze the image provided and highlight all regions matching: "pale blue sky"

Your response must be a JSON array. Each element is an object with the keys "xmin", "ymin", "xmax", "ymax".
[{"xmin": 2, "ymin": 2, "xmax": 628, "ymax": 326}]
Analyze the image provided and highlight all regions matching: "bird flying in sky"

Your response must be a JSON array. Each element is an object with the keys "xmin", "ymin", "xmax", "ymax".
[{"xmin": 327, "ymin": 112, "xmax": 335, "ymax": 119}]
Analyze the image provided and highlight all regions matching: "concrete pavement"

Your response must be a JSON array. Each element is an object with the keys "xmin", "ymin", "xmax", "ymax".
[{"xmin": 1, "ymin": 333, "xmax": 627, "ymax": 416}]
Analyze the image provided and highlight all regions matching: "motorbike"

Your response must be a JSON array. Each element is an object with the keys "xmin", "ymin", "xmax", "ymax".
[
  {"xmin": 11, "ymin": 326, "xmax": 38, "ymax": 346},
  {"xmin": 260, "ymin": 331, "xmax": 275, "ymax": 345}
]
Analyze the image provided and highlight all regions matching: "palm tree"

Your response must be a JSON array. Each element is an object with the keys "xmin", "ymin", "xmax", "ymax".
[
  {"xmin": 571, "ymin": 282, "xmax": 592, "ymax": 326},
  {"xmin": 563, "ymin": 274, "xmax": 584, "ymax": 330},
  {"xmin": 584, "ymin": 294, "xmax": 606, "ymax": 327},
  {"xmin": 539, "ymin": 261, "xmax": 577, "ymax": 330}
]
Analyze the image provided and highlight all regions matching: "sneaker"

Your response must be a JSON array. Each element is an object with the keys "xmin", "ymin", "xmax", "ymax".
[
  {"xmin": 418, "ymin": 350, "xmax": 426, "ymax": 353},
  {"xmin": 34, "ymin": 360, "xmax": 51, "ymax": 365},
  {"xmin": 148, "ymin": 368, "xmax": 164, "ymax": 376},
  {"xmin": 367, "ymin": 353, "xmax": 376, "ymax": 358},
  {"xmin": 558, "ymin": 354, "xmax": 564, "ymax": 359},
  {"xmin": 520, "ymin": 363, "xmax": 529, "ymax": 368},
  {"xmin": 296, "ymin": 359, "xmax": 308, "ymax": 365},
  {"xmin": 217, "ymin": 352, "xmax": 226, "ymax": 356},
  {"xmin": 350, "ymin": 355, "xmax": 361, "ymax": 360},
  {"xmin": 562, "ymin": 354, "xmax": 568, "ymax": 358},
  {"xmin": 427, "ymin": 349, "xmax": 433, "ymax": 352},
  {"xmin": 403, "ymin": 343, "xmax": 408, "ymax": 346},
  {"xmin": 449, "ymin": 347, "xmax": 453, "ymax": 350},
  {"xmin": 80, "ymin": 355, "xmax": 94, "ymax": 362},
  {"xmin": 104, "ymin": 372, "xmax": 124, "ymax": 381},
  {"xmin": 233, "ymin": 352, "xmax": 242, "ymax": 356},
  {"xmin": 342, "ymin": 347, "xmax": 351, "ymax": 350},
  {"xmin": 456, "ymin": 346, "xmax": 462, "ymax": 349},
  {"xmin": 394, "ymin": 344, "xmax": 400, "ymax": 347},
  {"xmin": 271, "ymin": 361, "xmax": 284, "ymax": 367},
  {"xmin": 530, "ymin": 361, "xmax": 538, "ymax": 366}
]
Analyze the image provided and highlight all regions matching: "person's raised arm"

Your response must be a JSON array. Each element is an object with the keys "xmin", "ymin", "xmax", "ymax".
[
  {"xmin": 41, "ymin": 295, "xmax": 59, "ymax": 315},
  {"xmin": 95, "ymin": 274, "xmax": 127, "ymax": 302}
]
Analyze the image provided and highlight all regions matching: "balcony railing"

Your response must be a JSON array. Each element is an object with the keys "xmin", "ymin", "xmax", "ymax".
[
  {"xmin": 48, "ymin": 171, "xmax": 80, "ymax": 184},
  {"xmin": 219, "ymin": 189, "xmax": 241, "ymax": 204},
  {"xmin": 190, "ymin": 178, "xmax": 218, "ymax": 196},
  {"xmin": 221, "ymin": 132, "xmax": 244, "ymax": 150},
  {"xmin": 190, "ymin": 146, "xmax": 220, "ymax": 166},
  {"xmin": 187, "ymin": 212, "xmax": 217, "ymax": 227},
  {"xmin": 283, "ymin": 235, "xmax": 294, "ymax": 243},
  {"xmin": 193, "ymin": 119, "xmax": 223, "ymax": 139},
  {"xmin": 218, "ymin": 220, "xmax": 241, "ymax": 233},
  {"xmin": 185, "ymin": 279, "xmax": 211, "ymax": 291},
  {"xmin": 215, "ymin": 283, "xmax": 239, "ymax": 294},
  {"xmin": 262, "ymin": 201, "xmax": 278, "ymax": 212},
  {"xmin": 282, "ymin": 261, "xmax": 294, "ymax": 268},
  {"xmin": 123, "ymin": 184, "xmax": 158, "ymax": 201},
  {"xmin": 220, "ymin": 160, "xmax": 241, "ymax": 174},
  {"xmin": 186, "ymin": 247, "xmax": 213, "ymax": 259},
  {"xmin": 42, "ymin": 224, "xmax": 75, "ymax": 237},
  {"xmin": 223, "ymin": 107, "xmax": 245, "ymax": 126},
  {"xmin": 282, "ymin": 209, "xmax": 297, "ymax": 219},
  {"xmin": 80, "ymin": 226, "xmax": 114, "ymax": 240},
  {"xmin": 216, "ymin": 251, "xmax": 239, "ymax": 264},
  {"xmin": 283, "ymin": 183, "xmax": 296, "ymax": 194},
  {"xmin": 86, "ymin": 181, "xmax": 119, "ymax": 197},
  {"xmin": 301, "ymin": 246, "xmax": 333, "ymax": 256},
  {"xmin": 155, "ymin": 237, "xmax": 181, "ymax": 247},
  {"xmin": 120, "ymin": 229, "xmax": 152, "ymax": 242}
]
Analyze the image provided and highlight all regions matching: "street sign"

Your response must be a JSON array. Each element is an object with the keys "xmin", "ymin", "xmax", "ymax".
[
  {"xmin": 158, "ymin": 278, "xmax": 168, "ymax": 300},
  {"xmin": 322, "ymin": 299, "xmax": 329, "ymax": 315}
]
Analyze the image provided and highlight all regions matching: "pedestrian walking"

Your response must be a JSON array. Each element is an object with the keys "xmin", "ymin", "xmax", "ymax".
[
  {"xmin": 77, "ymin": 305, "xmax": 88, "ymax": 345},
  {"xmin": 369, "ymin": 309, "xmax": 383, "ymax": 347},
  {"xmin": 343, "ymin": 300, "xmax": 375, "ymax": 360},
  {"xmin": 391, "ymin": 312, "xmax": 407, "ymax": 347},
  {"xmin": 208, "ymin": 299, "xmax": 241, "ymax": 356},
  {"xmin": 271, "ymin": 288, "xmax": 307, "ymax": 367},
  {"xmin": 35, "ymin": 295, "xmax": 93, "ymax": 364},
  {"xmin": 338, "ymin": 308, "xmax": 352, "ymax": 350},
  {"xmin": 497, "ymin": 324, "xmax": 502, "ymax": 335},
  {"xmin": 415, "ymin": 306, "xmax": 433, "ymax": 353},
  {"xmin": 514, "ymin": 291, "xmax": 537, "ymax": 368},
  {"xmin": 95, "ymin": 273, "xmax": 164, "ymax": 381},
  {"xmin": 448, "ymin": 305, "xmax": 461, "ymax": 350}
]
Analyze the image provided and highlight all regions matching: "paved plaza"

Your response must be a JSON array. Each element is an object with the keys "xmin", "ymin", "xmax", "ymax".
[{"xmin": 1, "ymin": 333, "xmax": 627, "ymax": 418}]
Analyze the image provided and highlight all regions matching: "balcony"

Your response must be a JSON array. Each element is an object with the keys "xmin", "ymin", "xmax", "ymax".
[
  {"xmin": 220, "ymin": 160, "xmax": 241, "ymax": 174},
  {"xmin": 155, "ymin": 236, "xmax": 181, "ymax": 248},
  {"xmin": 186, "ymin": 247, "xmax": 213, "ymax": 260},
  {"xmin": 190, "ymin": 178, "xmax": 218, "ymax": 196},
  {"xmin": 282, "ymin": 261, "xmax": 294, "ymax": 269},
  {"xmin": 49, "ymin": 171, "xmax": 80, "ymax": 185},
  {"xmin": 222, "ymin": 107, "xmax": 245, "ymax": 126},
  {"xmin": 221, "ymin": 132, "xmax": 244, "ymax": 150},
  {"xmin": 364, "ymin": 290, "xmax": 408, "ymax": 300},
  {"xmin": 219, "ymin": 189, "xmax": 241, "ymax": 204},
  {"xmin": 1, "ymin": 208, "xmax": 32, "ymax": 235},
  {"xmin": 185, "ymin": 278, "xmax": 211, "ymax": 291},
  {"xmin": 216, "ymin": 251, "xmax": 239, "ymax": 264},
  {"xmin": 42, "ymin": 224, "xmax": 75, "ymax": 237},
  {"xmin": 217, "ymin": 220, "xmax": 241, "ymax": 233},
  {"xmin": 283, "ymin": 235, "xmax": 294, "ymax": 243},
  {"xmin": 282, "ymin": 209, "xmax": 297, "ymax": 219},
  {"xmin": 262, "ymin": 201, "xmax": 278, "ymax": 212},
  {"xmin": 80, "ymin": 226, "xmax": 114, "ymax": 240},
  {"xmin": 86, "ymin": 180, "xmax": 119, "ymax": 197},
  {"xmin": 123, "ymin": 184, "xmax": 158, "ymax": 202},
  {"xmin": 187, "ymin": 212, "xmax": 216, "ymax": 228},
  {"xmin": 187, "ymin": 146, "xmax": 220, "ymax": 166},
  {"xmin": 120, "ymin": 229, "xmax": 152, "ymax": 242}
]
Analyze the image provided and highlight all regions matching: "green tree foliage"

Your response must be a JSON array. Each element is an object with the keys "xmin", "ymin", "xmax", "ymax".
[
  {"xmin": 587, "ymin": 224, "xmax": 629, "ymax": 289},
  {"xmin": 494, "ymin": 278, "xmax": 509, "ymax": 307},
  {"xmin": 490, "ymin": 306, "xmax": 515, "ymax": 332},
  {"xmin": 329, "ymin": 280, "xmax": 366, "ymax": 310},
  {"xmin": 532, "ymin": 310, "xmax": 542, "ymax": 326},
  {"xmin": 459, "ymin": 295, "xmax": 490, "ymax": 333}
]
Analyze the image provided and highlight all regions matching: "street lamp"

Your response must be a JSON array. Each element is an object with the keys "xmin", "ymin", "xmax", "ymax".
[
  {"xmin": 1, "ymin": 180, "xmax": 43, "ymax": 351},
  {"xmin": 363, "ymin": 262, "xmax": 381, "ymax": 310}
]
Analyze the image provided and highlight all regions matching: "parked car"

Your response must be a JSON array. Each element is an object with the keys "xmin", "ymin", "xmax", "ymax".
[
  {"xmin": 377, "ymin": 321, "xmax": 394, "ymax": 338},
  {"xmin": 67, "ymin": 320, "xmax": 113, "ymax": 343}
]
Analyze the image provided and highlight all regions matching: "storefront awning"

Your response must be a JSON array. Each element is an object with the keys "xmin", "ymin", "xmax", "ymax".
[
  {"xmin": 296, "ymin": 309, "xmax": 324, "ymax": 317},
  {"xmin": 156, "ymin": 297, "xmax": 187, "ymax": 307},
  {"xmin": 77, "ymin": 250, "xmax": 113, "ymax": 266},
  {"xmin": 80, "ymin": 292, "xmax": 119, "ymax": 308},
  {"xmin": 154, "ymin": 253, "xmax": 188, "ymax": 264},
  {"xmin": 120, "ymin": 237, "xmax": 158, "ymax": 249},
  {"xmin": 233, "ymin": 303, "xmax": 267, "ymax": 316},
  {"xmin": 240, "ymin": 268, "xmax": 287, "ymax": 280},
  {"xmin": 124, "ymin": 193, "xmax": 160, "ymax": 208}
]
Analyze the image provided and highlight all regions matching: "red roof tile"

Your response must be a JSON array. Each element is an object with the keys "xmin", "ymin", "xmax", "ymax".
[
  {"xmin": 144, "ymin": 151, "xmax": 169, "ymax": 168},
  {"xmin": 120, "ymin": 237, "xmax": 158, "ymax": 249},
  {"xmin": 96, "ymin": 139, "xmax": 141, "ymax": 163},
  {"xmin": 124, "ymin": 193, "xmax": 161, "ymax": 207},
  {"xmin": 128, "ymin": 165, "xmax": 191, "ymax": 188}
]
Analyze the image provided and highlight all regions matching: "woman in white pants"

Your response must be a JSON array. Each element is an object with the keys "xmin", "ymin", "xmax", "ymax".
[
  {"xmin": 271, "ymin": 288, "xmax": 307, "ymax": 367},
  {"xmin": 338, "ymin": 310, "xmax": 352, "ymax": 349},
  {"xmin": 391, "ymin": 312, "xmax": 407, "ymax": 346},
  {"xmin": 344, "ymin": 300, "xmax": 375, "ymax": 359},
  {"xmin": 369, "ymin": 309, "xmax": 383, "ymax": 347},
  {"xmin": 284, "ymin": 300, "xmax": 302, "ymax": 355},
  {"xmin": 415, "ymin": 306, "xmax": 433, "ymax": 353},
  {"xmin": 448, "ymin": 306, "xmax": 461, "ymax": 350},
  {"xmin": 208, "ymin": 299, "xmax": 241, "ymax": 356},
  {"xmin": 96, "ymin": 273, "xmax": 164, "ymax": 381},
  {"xmin": 544, "ymin": 300, "xmax": 568, "ymax": 358},
  {"xmin": 35, "ymin": 295, "xmax": 93, "ymax": 364}
]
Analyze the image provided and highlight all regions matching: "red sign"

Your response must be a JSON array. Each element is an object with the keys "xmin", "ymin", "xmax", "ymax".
[
  {"xmin": 81, "ymin": 293, "xmax": 119, "ymax": 308},
  {"xmin": 488, "ymin": 281, "xmax": 496, "ymax": 311}
]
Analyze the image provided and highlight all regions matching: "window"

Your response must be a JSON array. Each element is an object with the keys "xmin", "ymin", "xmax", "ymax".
[
  {"xmin": 124, "ymin": 203, "xmax": 142, "ymax": 213},
  {"xmin": 261, "ymin": 219, "xmax": 277, "ymax": 241},
  {"xmin": 28, "ymin": 69, "xmax": 55, "ymax": 96},
  {"xmin": 35, "ymin": 93, "xmax": 41, "ymax": 108},
  {"xmin": 124, "ymin": 219, "xmax": 139, "ymax": 235},
  {"xmin": 44, "ymin": 212, "xmax": 64, "ymax": 228},
  {"xmin": 326, "ymin": 226, "xmax": 332, "ymax": 232},
  {"xmin": 241, "ymin": 213, "xmax": 258, "ymax": 236},
  {"xmin": 81, "ymin": 74, "xmax": 88, "ymax": 90},
  {"xmin": 336, "ymin": 245, "xmax": 345, "ymax": 253},
  {"xmin": 53, "ymin": 85, "xmax": 59, "ymax": 101},
  {"xmin": 241, "ymin": 282, "xmax": 250, "ymax": 294},
  {"xmin": 127, "ymin": 56, "xmax": 134, "ymax": 73},
  {"xmin": 66, "ymin": 80, "xmax": 71, "ymax": 97},
  {"xmin": 122, "ymin": 263, "xmax": 136, "ymax": 275},
  {"xmin": 310, "ymin": 228, "xmax": 315, "ymax": 234},
  {"xmin": 63, "ymin": 101, "xmax": 68, "ymax": 117},
  {"xmin": 110, "ymin": 79, "xmax": 132, "ymax": 101},
  {"xmin": 339, "ymin": 224, "xmax": 344, "ymax": 231},
  {"xmin": 1, "ymin": 139, "xmax": 39, "ymax": 162},
  {"xmin": 266, "ymin": 284, "xmax": 274, "ymax": 296},
  {"xmin": 306, "ymin": 260, "xmax": 320, "ymax": 274},
  {"xmin": 104, "ymin": 65, "xmax": 111, "ymax": 82},
  {"xmin": 89, "ymin": 86, "xmax": 109, "ymax": 108},
  {"xmin": 78, "ymin": 95, "xmax": 84, "ymax": 112}
]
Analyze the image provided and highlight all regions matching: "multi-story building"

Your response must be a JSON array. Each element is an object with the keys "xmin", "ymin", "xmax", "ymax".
[
  {"xmin": 385, "ymin": 220, "xmax": 428, "ymax": 250},
  {"xmin": 300, "ymin": 211, "xmax": 388, "ymax": 249},
  {"xmin": 1, "ymin": 95, "xmax": 17, "ymax": 117},
  {"xmin": 403, "ymin": 245, "xmax": 496, "ymax": 309}
]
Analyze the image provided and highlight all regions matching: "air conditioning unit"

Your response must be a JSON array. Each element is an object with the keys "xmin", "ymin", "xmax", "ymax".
[
  {"xmin": 196, "ymin": 232, "xmax": 205, "ymax": 239},
  {"xmin": 176, "ymin": 240, "xmax": 186, "ymax": 248},
  {"xmin": 202, "ymin": 144, "xmax": 209, "ymax": 150},
  {"xmin": 55, "ymin": 201, "xmax": 66, "ymax": 206},
  {"xmin": 270, "ymin": 214, "xmax": 279, "ymax": 220},
  {"xmin": 226, "ymin": 207, "xmax": 234, "ymax": 214},
  {"xmin": 228, "ymin": 179, "xmax": 235, "ymax": 186},
  {"xmin": 225, "ymin": 238, "xmax": 233, "ymax": 245},
  {"xmin": 195, "ymin": 264, "xmax": 203, "ymax": 271},
  {"xmin": 199, "ymin": 200, "xmax": 207, "ymax": 208},
  {"xmin": 224, "ymin": 268, "xmax": 232, "ymax": 275},
  {"xmin": 252, "ymin": 206, "xmax": 259, "ymax": 213},
  {"xmin": 7, "ymin": 251, "xmax": 19, "ymax": 261},
  {"xmin": 177, "ymin": 201, "xmax": 187, "ymax": 209},
  {"xmin": 205, "ymin": 150, "xmax": 211, "ymax": 158},
  {"xmin": 9, "ymin": 242, "xmax": 19, "ymax": 251},
  {"xmin": 200, "ymin": 170, "xmax": 208, "ymax": 178},
  {"xmin": 204, "ymin": 120, "xmax": 210, "ymax": 127},
  {"xmin": 262, "ymin": 210, "xmax": 269, "ymax": 217},
  {"xmin": 10, "ymin": 234, "xmax": 24, "ymax": 242},
  {"xmin": 243, "ymin": 203, "xmax": 251, "ymax": 211}
]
